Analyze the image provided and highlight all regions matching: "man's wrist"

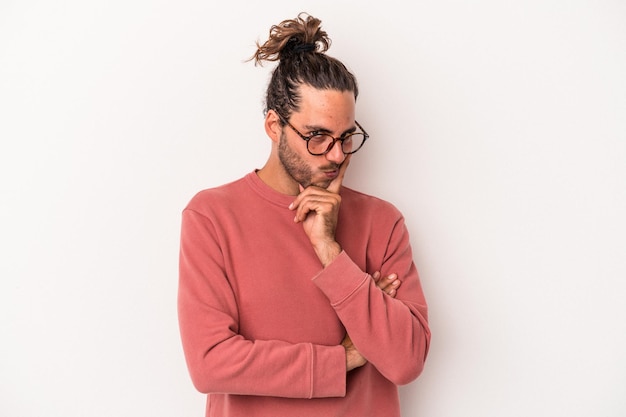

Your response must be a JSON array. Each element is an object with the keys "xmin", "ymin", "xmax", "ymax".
[{"xmin": 314, "ymin": 241, "xmax": 342, "ymax": 267}]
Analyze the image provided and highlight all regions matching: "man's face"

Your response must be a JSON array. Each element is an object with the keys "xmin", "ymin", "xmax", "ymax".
[{"xmin": 278, "ymin": 85, "xmax": 356, "ymax": 189}]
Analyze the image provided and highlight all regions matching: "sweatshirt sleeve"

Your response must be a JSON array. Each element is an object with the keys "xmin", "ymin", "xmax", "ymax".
[
  {"xmin": 312, "ymin": 215, "xmax": 431, "ymax": 385},
  {"xmin": 178, "ymin": 208, "xmax": 347, "ymax": 398}
]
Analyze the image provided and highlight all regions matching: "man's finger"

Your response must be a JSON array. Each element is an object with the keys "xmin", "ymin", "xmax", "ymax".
[{"xmin": 327, "ymin": 154, "xmax": 351, "ymax": 194}]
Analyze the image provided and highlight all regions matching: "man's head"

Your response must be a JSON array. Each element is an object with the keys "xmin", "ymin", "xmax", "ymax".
[{"xmin": 251, "ymin": 13, "xmax": 366, "ymax": 193}]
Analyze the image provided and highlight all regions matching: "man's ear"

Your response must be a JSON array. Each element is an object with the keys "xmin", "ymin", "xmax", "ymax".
[{"xmin": 264, "ymin": 110, "xmax": 282, "ymax": 144}]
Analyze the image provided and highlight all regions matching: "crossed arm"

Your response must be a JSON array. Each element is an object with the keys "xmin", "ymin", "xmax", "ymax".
[{"xmin": 343, "ymin": 271, "xmax": 400, "ymax": 371}]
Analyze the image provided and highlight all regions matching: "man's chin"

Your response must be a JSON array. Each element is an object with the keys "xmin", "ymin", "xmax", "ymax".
[{"xmin": 311, "ymin": 180, "xmax": 332, "ymax": 189}]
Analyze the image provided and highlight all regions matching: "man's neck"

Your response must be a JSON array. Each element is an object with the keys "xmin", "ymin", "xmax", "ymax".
[{"xmin": 256, "ymin": 164, "xmax": 299, "ymax": 196}]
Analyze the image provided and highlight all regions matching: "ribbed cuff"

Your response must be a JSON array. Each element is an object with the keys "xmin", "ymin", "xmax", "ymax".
[
  {"xmin": 308, "ymin": 344, "xmax": 347, "ymax": 398},
  {"xmin": 312, "ymin": 251, "xmax": 369, "ymax": 306}
]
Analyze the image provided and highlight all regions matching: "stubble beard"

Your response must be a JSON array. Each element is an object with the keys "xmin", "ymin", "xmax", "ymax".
[{"xmin": 278, "ymin": 132, "xmax": 337, "ymax": 189}]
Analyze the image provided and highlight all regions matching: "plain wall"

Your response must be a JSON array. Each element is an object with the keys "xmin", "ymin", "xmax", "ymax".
[{"xmin": 1, "ymin": 1, "xmax": 625, "ymax": 416}]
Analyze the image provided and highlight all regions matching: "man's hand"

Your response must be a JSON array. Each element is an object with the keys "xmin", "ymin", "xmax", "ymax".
[
  {"xmin": 289, "ymin": 156, "xmax": 351, "ymax": 266},
  {"xmin": 342, "ymin": 334, "xmax": 366, "ymax": 371},
  {"xmin": 372, "ymin": 271, "xmax": 401, "ymax": 297},
  {"xmin": 343, "ymin": 271, "xmax": 400, "ymax": 372}
]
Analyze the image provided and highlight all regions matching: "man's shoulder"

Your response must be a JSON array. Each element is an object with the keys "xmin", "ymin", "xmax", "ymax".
[{"xmin": 184, "ymin": 174, "xmax": 249, "ymax": 212}]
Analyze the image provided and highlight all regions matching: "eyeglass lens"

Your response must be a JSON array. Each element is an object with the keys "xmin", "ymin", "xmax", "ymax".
[{"xmin": 308, "ymin": 134, "xmax": 366, "ymax": 155}]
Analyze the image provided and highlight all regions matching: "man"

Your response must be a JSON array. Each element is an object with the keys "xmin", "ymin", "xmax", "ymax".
[{"xmin": 178, "ymin": 12, "xmax": 430, "ymax": 417}]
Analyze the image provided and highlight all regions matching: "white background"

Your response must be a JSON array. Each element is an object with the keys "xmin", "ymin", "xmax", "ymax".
[{"xmin": 1, "ymin": 1, "xmax": 625, "ymax": 416}]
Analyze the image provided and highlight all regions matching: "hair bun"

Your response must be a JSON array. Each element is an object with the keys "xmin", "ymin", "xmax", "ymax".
[
  {"xmin": 280, "ymin": 37, "xmax": 317, "ymax": 60},
  {"xmin": 250, "ymin": 13, "xmax": 330, "ymax": 66}
]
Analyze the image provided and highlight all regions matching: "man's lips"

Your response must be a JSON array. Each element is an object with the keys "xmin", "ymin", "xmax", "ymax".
[{"xmin": 322, "ymin": 169, "xmax": 339, "ymax": 179}]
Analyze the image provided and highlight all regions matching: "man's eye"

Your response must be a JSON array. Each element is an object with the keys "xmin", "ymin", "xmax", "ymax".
[{"xmin": 309, "ymin": 134, "xmax": 330, "ymax": 144}]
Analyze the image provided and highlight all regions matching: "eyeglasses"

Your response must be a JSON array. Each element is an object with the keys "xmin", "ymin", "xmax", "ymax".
[{"xmin": 275, "ymin": 111, "xmax": 369, "ymax": 156}]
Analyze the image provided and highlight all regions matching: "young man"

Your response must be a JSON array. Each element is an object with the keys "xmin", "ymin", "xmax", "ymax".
[{"xmin": 178, "ymin": 13, "xmax": 430, "ymax": 417}]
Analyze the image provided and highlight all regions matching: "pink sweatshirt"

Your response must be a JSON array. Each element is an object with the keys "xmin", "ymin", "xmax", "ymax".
[{"xmin": 178, "ymin": 171, "xmax": 430, "ymax": 417}]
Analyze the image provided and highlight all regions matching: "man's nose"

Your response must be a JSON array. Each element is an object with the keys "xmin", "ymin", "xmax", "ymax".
[{"xmin": 325, "ymin": 140, "xmax": 346, "ymax": 164}]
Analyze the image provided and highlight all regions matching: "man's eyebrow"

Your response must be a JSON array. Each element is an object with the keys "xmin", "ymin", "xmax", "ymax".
[{"xmin": 303, "ymin": 123, "xmax": 357, "ymax": 136}]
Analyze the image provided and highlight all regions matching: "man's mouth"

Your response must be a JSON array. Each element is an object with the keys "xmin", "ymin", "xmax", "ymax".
[{"xmin": 323, "ymin": 169, "xmax": 339, "ymax": 179}]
